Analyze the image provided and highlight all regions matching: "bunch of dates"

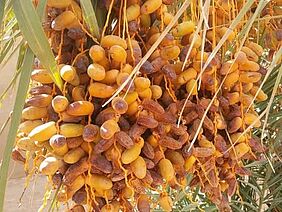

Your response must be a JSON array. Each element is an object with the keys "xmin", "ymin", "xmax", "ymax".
[{"xmin": 13, "ymin": 0, "xmax": 269, "ymax": 211}]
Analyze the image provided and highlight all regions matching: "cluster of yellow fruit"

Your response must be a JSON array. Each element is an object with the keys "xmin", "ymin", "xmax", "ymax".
[{"xmin": 13, "ymin": 0, "xmax": 270, "ymax": 211}]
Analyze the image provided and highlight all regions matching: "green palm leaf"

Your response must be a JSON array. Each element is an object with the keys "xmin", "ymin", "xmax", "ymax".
[{"xmin": 12, "ymin": 0, "xmax": 63, "ymax": 90}]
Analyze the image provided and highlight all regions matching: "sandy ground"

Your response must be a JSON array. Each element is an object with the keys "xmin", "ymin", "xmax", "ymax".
[
  {"xmin": 0, "ymin": 46, "xmax": 49, "ymax": 211},
  {"xmin": 4, "ymin": 176, "xmax": 47, "ymax": 212}
]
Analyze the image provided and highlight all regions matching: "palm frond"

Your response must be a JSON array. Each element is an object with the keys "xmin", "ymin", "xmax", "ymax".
[
  {"xmin": 0, "ymin": 0, "xmax": 6, "ymax": 30},
  {"xmin": 80, "ymin": 0, "xmax": 100, "ymax": 39},
  {"xmin": 12, "ymin": 0, "xmax": 63, "ymax": 89}
]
